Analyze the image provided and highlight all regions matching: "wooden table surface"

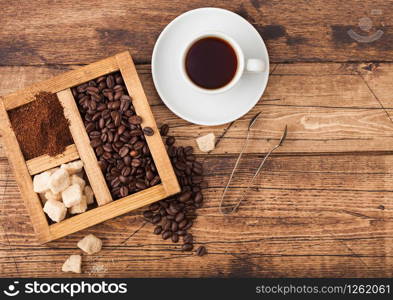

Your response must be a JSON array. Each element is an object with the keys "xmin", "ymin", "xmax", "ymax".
[{"xmin": 2, "ymin": 0, "xmax": 393, "ymax": 278}]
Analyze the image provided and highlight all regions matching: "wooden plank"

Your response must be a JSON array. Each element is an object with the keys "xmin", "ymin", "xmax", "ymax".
[
  {"xmin": 2, "ymin": 56, "xmax": 119, "ymax": 110},
  {"xmin": 0, "ymin": 98, "xmax": 50, "ymax": 243},
  {"xmin": 2, "ymin": 63, "xmax": 393, "ymax": 155},
  {"xmin": 48, "ymin": 184, "xmax": 166, "ymax": 241},
  {"xmin": 2, "ymin": 153, "xmax": 393, "ymax": 277},
  {"xmin": 1, "ymin": 1, "xmax": 393, "ymax": 65},
  {"xmin": 26, "ymin": 144, "xmax": 79, "ymax": 175},
  {"xmin": 116, "ymin": 52, "xmax": 180, "ymax": 195},
  {"xmin": 57, "ymin": 89, "xmax": 112, "ymax": 206},
  {"xmin": 1, "ymin": 59, "xmax": 393, "ymax": 276}
]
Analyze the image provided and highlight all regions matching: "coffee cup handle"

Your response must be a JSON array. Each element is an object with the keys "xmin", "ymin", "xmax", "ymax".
[{"xmin": 246, "ymin": 59, "xmax": 265, "ymax": 73}]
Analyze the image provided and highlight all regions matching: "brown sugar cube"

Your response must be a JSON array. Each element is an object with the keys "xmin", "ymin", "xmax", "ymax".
[
  {"xmin": 62, "ymin": 255, "xmax": 82, "ymax": 273},
  {"xmin": 77, "ymin": 234, "xmax": 102, "ymax": 254},
  {"xmin": 43, "ymin": 200, "xmax": 67, "ymax": 223}
]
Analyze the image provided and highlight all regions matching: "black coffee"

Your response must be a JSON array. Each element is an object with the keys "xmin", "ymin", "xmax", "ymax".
[{"xmin": 185, "ymin": 37, "xmax": 238, "ymax": 90}]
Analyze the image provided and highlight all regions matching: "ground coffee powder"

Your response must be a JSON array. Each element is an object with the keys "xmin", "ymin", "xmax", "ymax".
[{"xmin": 9, "ymin": 91, "xmax": 73, "ymax": 160}]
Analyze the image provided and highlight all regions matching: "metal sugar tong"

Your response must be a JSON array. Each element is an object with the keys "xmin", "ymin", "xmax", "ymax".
[{"xmin": 219, "ymin": 112, "xmax": 288, "ymax": 215}]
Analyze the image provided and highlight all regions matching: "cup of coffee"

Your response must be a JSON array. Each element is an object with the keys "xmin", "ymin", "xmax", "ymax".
[{"xmin": 180, "ymin": 31, "xmax": 265, "ymax": 94}]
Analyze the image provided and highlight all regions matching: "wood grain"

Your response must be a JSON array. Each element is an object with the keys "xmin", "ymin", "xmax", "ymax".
[
  {"xmin": 26, "ymin": 144, "xmax": 79, "ymax": 175},
  {"xmin": 1, "ymin": 63, "xmax": 393, "ymax": 154},
  {"xmin": 2, "ymin": 154, "xmax": 393, "ymax": 277},
  {"xmin": 2, "ymin": 0, "xmax": 393, "ymax": 278},
  {"xmin": 1, "ymin": 1, "xmax": 393, "ymax": 65}
]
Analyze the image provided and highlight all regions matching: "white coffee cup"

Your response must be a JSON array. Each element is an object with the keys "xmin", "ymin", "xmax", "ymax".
[{"xmin": 180, "ymin": 31, "xmax": 265, "ymax": 94}]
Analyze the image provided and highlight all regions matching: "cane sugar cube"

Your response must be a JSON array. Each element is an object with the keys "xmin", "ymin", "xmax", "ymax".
[
  {"xmin": 62, "ymin": 255, "xmax": 82, "ymax": 273},
  {"xmin": 69, "ymin": 195, "xmax": 87, "ymax": 214},
  {"xmin": 39, "ymin": 190, "xmax": 60, "ymax": 205},
  {"xmin": 47, "ymin": 167, "xmax": 60, "ymax": 175},
  {"xmin": 33, "ymin": 171, "xmax": 51, "ymax": 193},
  {"xmin": 196, "ymin": 133, "xmax": 216, "ymax": 152},
  {"xmin": 44, "ymin": 190, "xmax": 61, "ymax": 201},
  {"xmin": 71, "ymin": 174, "xmax": 86, "ymax": 190},
  {"xmin": 61, "ymin": 160, "xmax": 84, "ymax": 175},
  {"xmin": 43, "ymin": 200, "xmax": 67, "ymax": 223},
  {"xmin": 62, "ymin": 184, "xmax": 82, "ymax": 208},
  {"xmin": 49, "ymin": 169, "xmax": 70, "ymax": 193},
  {"xmin": 84, "ymin": 185, "xmax": 94, "ymax": 205},
  {"xmin": 77, "ymin": 234, "xmax": 102, "ymax": 255}
]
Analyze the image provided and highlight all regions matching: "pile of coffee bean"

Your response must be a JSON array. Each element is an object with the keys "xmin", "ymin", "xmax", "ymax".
[
  {"xmin": 72, "ymin": 72, "xmax": 160, "ymax": 200},
  {"xmin": 143, "ymin": 124, "xmax": 207, "ymax": 256}
]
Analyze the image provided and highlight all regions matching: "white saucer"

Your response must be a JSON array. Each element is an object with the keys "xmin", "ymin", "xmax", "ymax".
[{"xmin": 152, "ymin": 7, "xmax": 269, "ymax": 126}]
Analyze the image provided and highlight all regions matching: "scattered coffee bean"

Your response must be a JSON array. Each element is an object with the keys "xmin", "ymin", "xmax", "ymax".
[
  {"xmin": 182, "ymin": 243, "xmax": 193, "ymax": 251},
  {"xmin": 196, "ymin": 246, "xmax": 207, "ymax": 256},
  {"xmin": 73, "ymin": 72, "xmax": 161, "ymax": 200},
  {"xmin": 184, "ymin": 233, "xmax": 193, "ymax": 244},
  {"xmin": 160, "ymin": 124, "xmax": 169, "ymax": 136},
  {"xmin": 171, "ymin": 233, "xmax": 179, "ymax": 243},
  {"xmin": 154, "ymin": 226, "xmax": 162, "ymax": 235},
  {"xmin": 162, "ymin": 230, "xmax": 172, "ymax": 240},
  {"xmin": 142, "ymin": 124, "xmax": 206, "ymax": 254},
  {"xmin": 166, "ymin": 136, "xmax": 175, "ymax": 146}
]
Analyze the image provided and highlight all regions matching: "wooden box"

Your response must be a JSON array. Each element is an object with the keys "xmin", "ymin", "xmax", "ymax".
[{"xmin": 0, "ymin": 51, "xmax": 180, "ymax": 243}]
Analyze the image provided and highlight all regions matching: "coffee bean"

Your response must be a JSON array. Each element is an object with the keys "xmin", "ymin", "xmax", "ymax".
[
  {"xmin": 179, "ymin": 191, "xmax": 192, "ymax": 202},
  {"xmin": 119, "ymin": 146, "xmax": 129, "ymax": 158},
  {"xmin": 196, "ymin": 246, "xmax": 207, "ymax": 256},
  {"xmin": 136, "ymin": 181, "xmax": 147, "ymax": 190},
  {"xmin": 171, "ymin": 233, "xmax": 179, "ymax": 243},
  {"xmin": 162, "ymin": 230, "xmax": 172, "ymax": 240},
  {"xmin": 152, "ymin": 214, "xmax": 161, "ymax": 224},
  {"xmin": 194, "ymin": 192, "xmax": 203, "ymax": 203},
  {"xmin": 149, "ymin": 203, "xmax": 160, "ymax": 211},
  {"xmin": 163, "ymin": 220, "xmax": 172, "ymax": 231},
  {"xmin": 143, "ymin": 127, "xmax": 154, "ymax": 136},
  {"xmin": 171, "ymin": 222, "xmax": 178, "ymax": 232},
  {"xmin": 175, "ymin": 212, "xmax": 185, "ymax": 223},
  {"xmin": 150, "ymin": 175, "xmax": 160, "ymax": 186},
  {"xmin": 139, "ymin": 123, "xmax": 206, "ymax": 254},
  {"xmin": 184, "ymin": 146, "xmax": 193, "ymax": 155},
  {"xmin": 143, "ymin": 211, "xmax": 153, "ymax": 219},
  {"xmin": 130, "ymin": 129, "xmax": 143, "ymax": 136},
  {"xmin": 119, "ymin": 186, "xmax": 129, "ymax": 197},
  {"xmin": 154, "ymin": 226, "xmax": 162, "ymax": 235},
  {"xmin": 182, "ymin": 243, "xmax": 193, "ymax": 251},
  {"xmin": 166, "ymin": 136, "xmax": 175, "ymax": 145},
  {"xmin": 106, "ymin": 75, "xmax": 114, "ymax": 88},
  {"xmin": 128, "ymin": 115, "xmax": 142, "ymax": 125},
  {"xmin": 184, "ymin": 233, "xmax": 193, "ymax": 244},
  {"xmin": 160, "ymin": 124, "xmax": 169, "ymax": 136},
  {"xmin": 178, "ymin": 219, "xmax": 188, "ymax": 229},
  {"xmin": 185, "ymin": 220, "xmax": 194, "ymax": 230},
  {"xmin": 131, "ymin": 158, "xmax": 141, "ymax": 167}
]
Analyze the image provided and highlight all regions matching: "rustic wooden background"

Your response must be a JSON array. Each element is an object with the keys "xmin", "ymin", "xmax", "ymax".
[{"xmin": 2, "ymin": 0, "xmax": 393, "ymax": 278}]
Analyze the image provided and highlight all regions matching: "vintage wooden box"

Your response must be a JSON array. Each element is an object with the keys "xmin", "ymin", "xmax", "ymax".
[{"xmin": 0, "ymin": 51, "xmax": 180, "ymax": 243}]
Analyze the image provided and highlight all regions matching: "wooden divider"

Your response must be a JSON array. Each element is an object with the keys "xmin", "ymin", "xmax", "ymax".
[
  {"xmin": 26, "ymin": 144, "xmax": 80, "ymax": 175},
  {"xmin": 57, "ymin": 88, "xmax": 113, "ymax": 206}
]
